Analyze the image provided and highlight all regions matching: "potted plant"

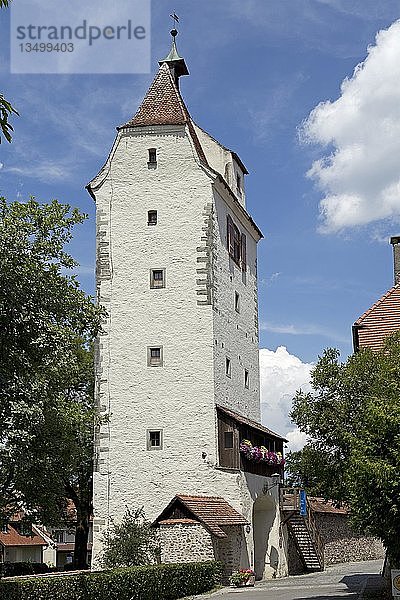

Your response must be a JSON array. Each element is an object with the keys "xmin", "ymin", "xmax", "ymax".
[{"xmin": 229, "ymin": 569, "xmax": 256, "ymax": 587}]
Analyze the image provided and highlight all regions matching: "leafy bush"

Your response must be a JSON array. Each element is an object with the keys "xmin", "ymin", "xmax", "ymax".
[
  {"xmin": 0, "ymin": 560, "xmax": 223, "ymax": 600},
  {"xmin": 100, "ymin": 507, "xmax": 160, "ymax": 568},
  {"xmin": 0, "ymin": 562, "xmax": 52, "ymax": 578}
]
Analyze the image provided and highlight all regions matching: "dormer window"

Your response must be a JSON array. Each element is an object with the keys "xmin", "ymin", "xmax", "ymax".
[{"xmin": 148, "ymin": 148, "xmax": 157, "ymax": 168}]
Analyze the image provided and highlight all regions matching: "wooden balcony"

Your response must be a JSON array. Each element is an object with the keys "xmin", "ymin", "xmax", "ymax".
[{"xmin": 216, "ymin": 405, "xmax": 287, "ymax": 475}]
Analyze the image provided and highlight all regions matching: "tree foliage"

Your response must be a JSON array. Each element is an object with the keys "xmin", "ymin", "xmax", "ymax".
[
  {"xmin": 287, "ymin": 336, "xmax": 400, "ymax": 566},
  {"xmin": 0, "ymin": 94, "xmax": 18, "ymax": 143},
  {"xmin": 101, "ymin": 508, "xmax": 161, "ymax": 569},
  {"xmin": 0, "ymin": 197, "xmax": 103, "ymax": 567},
  {"xmin": 1, "ymin": 1, "xmax": 18, "ymax": 143}
]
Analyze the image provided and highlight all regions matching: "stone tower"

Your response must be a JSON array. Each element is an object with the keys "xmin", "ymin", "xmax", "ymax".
[{"xmin": 88, "ymin": 30, "xmax": 288, "ymax": 578}]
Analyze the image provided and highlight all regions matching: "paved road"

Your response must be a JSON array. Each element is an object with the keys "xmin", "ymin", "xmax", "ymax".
[{"xmin": 210, "ymin": 560, "xmax": 383, "ymax": 600}]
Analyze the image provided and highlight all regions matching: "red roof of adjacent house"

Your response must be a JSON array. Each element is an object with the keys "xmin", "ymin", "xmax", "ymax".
[
  {"xmin": 0, "ymin": 525, "xmax": 47, "ymax": 548},
  {"xmin": 216, "ymin": 405, "xmax": 288, "ymax": 442},
  {"xmin": 309, "ymin": 498, "xmax": 348, "ymax": 515},
  {"xmin": 353, "ymin": 284, "xmax": 400, "ymax": 351},
  {"xmin": 56, "ymin": 543, "xmax": 93, "ymax": 553},
  {"xmin": 153, "ymin": 495, "xmax": 248, "ymax": 538}
]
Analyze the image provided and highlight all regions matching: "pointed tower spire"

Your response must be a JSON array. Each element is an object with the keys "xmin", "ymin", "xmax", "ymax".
[{"xmin": 159, "ymin": 23, "xmax": 189, "ymax": 88}]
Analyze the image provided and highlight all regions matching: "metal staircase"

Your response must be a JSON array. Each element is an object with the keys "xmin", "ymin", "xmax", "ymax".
[{"xmin": 281, "ymin": 488, "xmax": 324, "ymax": 572}]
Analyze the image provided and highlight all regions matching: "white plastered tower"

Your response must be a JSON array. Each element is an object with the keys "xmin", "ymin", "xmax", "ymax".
[{"xmin": 88, "ymin": 31, "xmax": 288, "ymax": 578}]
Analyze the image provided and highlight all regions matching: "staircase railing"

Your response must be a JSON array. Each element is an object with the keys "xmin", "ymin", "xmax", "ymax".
[
  {"xmin": 280, "ymin": 487, "xmax": 325, "ymax": 570},
  {"xmin": 281, "ymin": 487, "xmax": 300, "ymax": 512},
  {"xmin": 305, "ymin": 497, "xmax": 324, "ymax": 570}
]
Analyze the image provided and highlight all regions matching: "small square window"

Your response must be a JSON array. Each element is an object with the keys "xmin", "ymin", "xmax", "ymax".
[
  {"xmin": 224, "ymin": 431, "xmax": 234, "ymax": 449},
  {"xmin": 147, "ymin": 429, "xmax": 163, "ymax": 450},
  {"xmin": 147, "ymin": 210, "xmax": 158, "ymax": 225},
  {"xmin": 244, "ymin": 369, "xmax": 249, "ymax": 389},
  {"xmin": 148, "ymin": 148, "xmax": 157, "ymax": 168},
  {"xmin": 150, "ymin": 269, "xmax": 165, "ymax": 289},
  {"xmin": 234, "ymin": 292, "xmax": 240, "ymax": 313},
  {"xmin": 225, "ymin": 357, "xmax": 231, "ymax": 378},
  {"xmin": 147, "ymin": 346, "xmax": 163, "ymax": 367}
]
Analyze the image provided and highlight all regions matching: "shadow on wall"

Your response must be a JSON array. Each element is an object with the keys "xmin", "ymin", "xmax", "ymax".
[{"xmin": 253, "ymin": 494, "xmax": 277, "ymax": 580}]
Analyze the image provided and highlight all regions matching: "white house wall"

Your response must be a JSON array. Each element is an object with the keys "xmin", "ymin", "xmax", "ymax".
[{"xmin": 212, "ymin": 189, "xmax": 261, "ymax": 422}]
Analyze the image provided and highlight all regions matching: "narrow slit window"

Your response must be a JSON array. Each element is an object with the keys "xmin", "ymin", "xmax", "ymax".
[
  {"xmin": 224, "ymin": 431, "xmax": 234, "ymax": 449},
  {"xmin": 147, "ymin": 210, "xmax": 157, "ymax": 225},
  {"xmin": 150, "ymin": 269, "xmax": 165, "ymax": 289},
  {"xmin": 147, "ymin": 346, "xmax": 163, "ymax": 367},
  {"xmin": 236, "ymin": 174, "xmax": 242, "ymax": 194},
  {"xmin": 225, "ymin": 357, "xmax": 231, "ymax": 378},
  {"xmin": 244, "ymin": 369, "xmax": 249, "ymax": 389},
  {"xmin": 147, "ymin": 429, "xmax": 163, "ymax": 450},
  {"xmin": 235, "ymin": 292, "xmax": 240, "ymax": 313}
]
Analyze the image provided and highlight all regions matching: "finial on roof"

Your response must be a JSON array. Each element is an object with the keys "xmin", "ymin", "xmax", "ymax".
[{"xmin": 159, "ymin": 14, "xmax": 189, "ymax": 88}]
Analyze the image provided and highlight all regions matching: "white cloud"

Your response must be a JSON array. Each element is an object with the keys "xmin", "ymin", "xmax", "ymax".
[
  {"xmin": 302, "ymin": 20, "xmax": 400, "ymax": 233},
  {"xmin": 285, "ymin": 429, "xmax": 309, "ymax": 452},
  {"xmin": 259, "ymin": 347, "xmax": 313, "ymax": 453},
  {"xmin": 0, "ymin": 162, "xmax": 3, "ymax": 170},
  {"xmin": 315, "ymin": 0, "xmax": 397, "ymax": 20},
  {"xmin": 5, "ymin": 161, "xmax": 69, "ymax": 182},
  {"xmin": 260, "ymin": 321, "xmax": 348, "ymax": 344}
]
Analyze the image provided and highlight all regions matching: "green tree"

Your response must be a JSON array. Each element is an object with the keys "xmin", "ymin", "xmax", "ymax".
[
  {"xmin": 1, "ymin": 0, "xmax": 19, "ymax": 143},
  {"xmin": 287, "ymin": 337, "xmax": 400, "ymax": 566},
  {"xmin": 0, "ymin": 197, "xmax": 103, "ymax": 568},
  {"xmin": 101, "ymin": 508, "xmax": 160, "ymax": 569}
]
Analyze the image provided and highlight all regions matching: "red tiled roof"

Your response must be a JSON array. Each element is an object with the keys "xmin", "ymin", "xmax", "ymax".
[
  {"xmin": 309, "ymin": 498, "xmax": 348, "ymax": 515},
  {"xmin": 216, "ymin": 405, "xmax": 288, "ymax": 442},
  {"xmin": 153, "ymin": 495, "xmax": 248, "ymax": 538},
  {"xmin": 57, "ymin": 543, "xmax": 93, "ymax": 553},
  {"xmin": 353, "ymin": 284, "xmax": 400, "ymax": 351},
  {"xmin": 120, "ymin": 63, "xmax": 187, "ymax": 128},
  {"xmin": 118, "ymin": 63, "xmax": 208, "ymax": 166},
  {"xmin": 0, "ymin": 525, "xmax": 47, "ymax": 548}
]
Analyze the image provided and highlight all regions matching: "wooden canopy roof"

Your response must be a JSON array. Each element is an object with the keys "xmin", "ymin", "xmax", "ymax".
[{"xmin": 152, "ymin": 494, "xmax": 248, "ymax": 538}]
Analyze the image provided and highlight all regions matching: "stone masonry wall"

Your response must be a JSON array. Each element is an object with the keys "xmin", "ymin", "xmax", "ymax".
[
  {"xmin": 315, "ymin": 513, "xmax": 385, "ymax": 565},
  {"xmin": 214, "ymin": 525, "xmax": 244, "ymax": 579},
  {"xmin": 159, "ymin": 523, "xmax": 215, "ymax": 563},
  {"xmin": 286, "ymin": 532, "xmax": 305, "ymax": 575}
]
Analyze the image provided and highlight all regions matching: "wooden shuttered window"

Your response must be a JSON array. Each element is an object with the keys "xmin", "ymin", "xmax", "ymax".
[{"xmin": 227, "ymin": 214, "xmax": 247, "ymax": 271}]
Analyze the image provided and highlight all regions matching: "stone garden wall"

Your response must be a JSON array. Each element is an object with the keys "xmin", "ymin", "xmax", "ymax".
[
  {"xmin": 314, "ymin": 513, "xmax": 385, "ymax": 565},
  {"xmin": 159, "ymin": 522, "xmax": 215, "ymax": 563}
]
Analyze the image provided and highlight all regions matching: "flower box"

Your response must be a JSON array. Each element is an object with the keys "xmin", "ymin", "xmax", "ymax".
[
  {"xmin": 229, "ymin": 569, "xmax": 256, "ymax": 587},
  {"xmin": 239, "ymin": 439, "xmax": 285, "ymax": 465}
]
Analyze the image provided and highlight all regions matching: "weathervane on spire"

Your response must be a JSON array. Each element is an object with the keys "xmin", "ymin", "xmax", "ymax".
[
  {"xmin": 170, "ymin": 13, "xmax": 179, "ymax": 25},
  {"xmin": 159, "ymin": 12, "xmax": 189, "ymax": 87},
  {"xmin": 170, "ymin": 12, "xmax": 179, "ymax": 37}
]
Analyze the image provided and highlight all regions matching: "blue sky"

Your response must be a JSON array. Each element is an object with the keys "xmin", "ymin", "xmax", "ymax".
[{"xmin": 1, "ymin": 0, "xmax": 400, "ymax": 367}]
